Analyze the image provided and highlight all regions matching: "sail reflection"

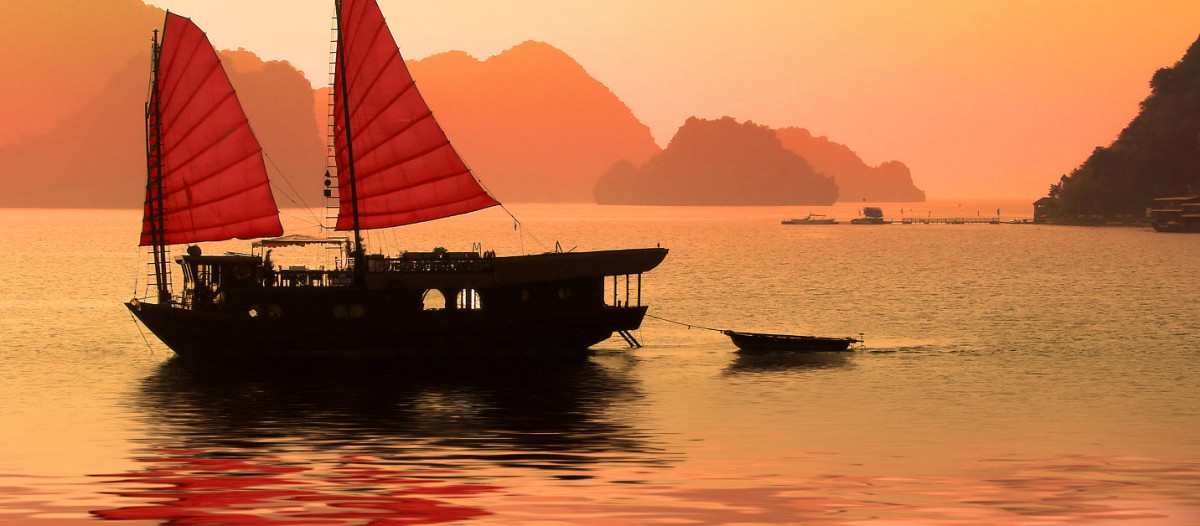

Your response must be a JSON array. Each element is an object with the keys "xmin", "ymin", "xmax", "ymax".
[{"xmin": 92, "ymin": 357, "xmax": 669, "ymax": 524}]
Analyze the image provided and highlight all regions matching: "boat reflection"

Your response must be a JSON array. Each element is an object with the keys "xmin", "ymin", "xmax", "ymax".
[
  {"xmin": 92, "ymin": 356, "xmax": 669, "ymax": 524},
  {"xmin": 725, "ymin": 350, "xmax": 855, "ymax": 374}
]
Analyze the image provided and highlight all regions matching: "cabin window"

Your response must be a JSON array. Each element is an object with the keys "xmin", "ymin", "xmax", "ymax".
[
  {"xmin": 457, "ymin": 289, "xmax": 482, "ymax": 310},
  {"xmin": 250, "ymin": 304, "xmax": 282, "ymax": 318},
  {"xmin": 520, "ymin": 289, "xmax": 530, "ymax": 302},
  {"xmin": 333, "ymin": 304, "xmax": 366, "ymax": 319},
  {"xmin": 423, "ymin": 290, "xmax": 446, "ymax": 310},
  {"xmin": 557, "ymin": 287, "xmax": 572, "ymax": 300}
]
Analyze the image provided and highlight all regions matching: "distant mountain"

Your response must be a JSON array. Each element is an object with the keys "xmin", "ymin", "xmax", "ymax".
[
  {"xmin": 0, "ymin": 46, "xmax": 325, "ymax": 209},
  {"xmin": 1045, "ymin": 34, "xmax": 1200, "ymax": 216},
  {"xmin": 0, "ymin": 53, "xmax": 145, "ymax": 208},
  {"xmin": 219, "ymin": 49, "xmax": 327, "ymax": 208},
  {"xmin": 775, "ymin": 128, "xmax": 925, "ymax": 202},
  {"xmin": 0, "ymin": 2, "xmax": 325, "ymax": 209},
  {"xmin": 3, "ymin": 1, "xmax": 911, "ymax": 210},
  {"xmin": 404, "ymin": 42, "xmax": 660, "ymax": 202},
  {"xmin": 595, "ymin": 117, "xmax": 838, "ymax": 205},
  {"xmin": 0, "ymin": 0, "xmax": 162, "ymax": 146}
]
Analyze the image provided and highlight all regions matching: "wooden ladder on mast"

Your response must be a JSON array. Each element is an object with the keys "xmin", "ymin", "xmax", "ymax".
[{"xmin": 322, "ymin": 16, "xmax": 341, "ymax": 232}]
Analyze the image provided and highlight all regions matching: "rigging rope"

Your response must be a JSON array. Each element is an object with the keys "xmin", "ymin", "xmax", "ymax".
[
  {"xmin": 279, "ymin": 209, "xmax": 324, "ymax": 230},
  {"xmin": 263, "ymin": 151, "xmax": 324, "ymax": 228},
  {"xmin": 133, "ymin": 247, "xmax": 146, "ymax": 298},
  {"xmin": 498, "ymin": 203, "xmax": 549, "ymax": 254},
  {"xmin": 644, "ymin": 313, "xmax": 726, "ymax": 333},
  {"xmin": 128, "ymin": 311, "xmax": 157, "ymax": 356},
  {"xmin": 465, "ymin": 158, "xmax": 549, "ymax": 254}
]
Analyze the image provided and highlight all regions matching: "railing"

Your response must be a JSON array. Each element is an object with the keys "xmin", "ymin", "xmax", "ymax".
[
  {"xmin": 265, "ymin": 257, "xmax": 493, "ymax": 288},
  {"xmin": 897, "ymin": 216, "xmax": 1001, "ymax": 224},
  {"xmin": 272, "ymin": 269, "xmax": 353, "ymax": 287},
  {"xmin": 386, "ymin": 258, "xmax": 493, "ymax": 273}
]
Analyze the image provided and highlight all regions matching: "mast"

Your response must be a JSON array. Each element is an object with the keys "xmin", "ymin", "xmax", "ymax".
[
  {"xmin": 334, "ymin": 0, "xmax": 366, "ymax": 280},
  {"xmin": 146, "ymin": 26, "xmax": 170, "ymax": 303}
]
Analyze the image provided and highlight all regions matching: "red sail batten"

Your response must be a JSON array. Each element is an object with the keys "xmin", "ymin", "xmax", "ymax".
[
  {"xmin": 139, "ymin": 13, "xmax": 282, "ymax": 246},
  {"xmin": 333, "ymin": 0, "xmax": 498, "ymax": 231}
]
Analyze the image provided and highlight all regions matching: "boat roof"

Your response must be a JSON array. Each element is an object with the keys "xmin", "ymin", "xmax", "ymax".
[
  {"xmin": 1153, "ymin": 196, "xmax": 1200, "ymax": 202},
  {"xmin": 175, "ymin": 253, "xmax": 261, "ymax": 264},
  {"xmin": 253, "ymin": 234, "xmax": 351, "ymax": 248}
]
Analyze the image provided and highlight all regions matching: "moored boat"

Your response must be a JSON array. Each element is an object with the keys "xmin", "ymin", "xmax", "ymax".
[
  {"xmin": 781, "ymin": 214, "xmax": 837, "ymax": 225},
  {"xmin": 723, "ymin": 330, "xmax": 862, "ymax": 353},
  {"xmin": 126, "ymin": 2, "xmax": 667, "ymax": 360},
  {"xmin": 850, "ymin": 206, "xmax": 886, "ymax": 225},
  {"xmin": 1149, "ymin": 196, "xmax": 1200, "ymax": 233}
]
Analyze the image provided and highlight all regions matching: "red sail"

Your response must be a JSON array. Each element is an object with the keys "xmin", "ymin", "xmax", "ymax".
[
  {"xmin": 139, "ymin": 13, "xmax": 282, "ymax": 246},
  {"xmin": 334, "ymin": 0, "xmax": 498, "ymax": 231}
]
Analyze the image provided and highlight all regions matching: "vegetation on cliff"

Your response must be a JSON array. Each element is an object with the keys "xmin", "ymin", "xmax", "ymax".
[{"xmin": 1046, "ymin": 35, "xmax": 1200, "ymax": 217}]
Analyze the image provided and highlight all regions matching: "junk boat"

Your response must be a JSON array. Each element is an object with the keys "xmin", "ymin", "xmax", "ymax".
[
  {"xmin": 1149, "ymin": 196, "xmax": 1200, "ymax": 233},
  {"xmin": 781, "ymin": 214, "xmax": 837, "ymax": 225},
  {"xmin": 126, "ymin": 1, "xmax": 667, "ymax": 359},
  {"xmin": 850, "ymin": 206, "xmax": 886, "ymax": 225},
  {"xmin": 724, "ymin": 330, "xmax": 862, "ymax": 353}
]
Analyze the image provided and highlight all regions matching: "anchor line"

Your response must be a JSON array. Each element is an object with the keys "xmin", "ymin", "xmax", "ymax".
[
  {"xmin": 644, "ymin": 313, "xmax": 726, "ymax": 333},
  {"xmin": 128, "ymin": 311, "xmax": 156, "ymax": 356}
]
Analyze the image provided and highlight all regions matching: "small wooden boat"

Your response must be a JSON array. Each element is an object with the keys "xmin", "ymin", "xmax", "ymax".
[
  {"xmin": 781, "ymin": 214, "xmax": 837, "ymax": 225},
  {"xmin": 723, "ymin": 330, "xmax": 862, "ymax": 353}
]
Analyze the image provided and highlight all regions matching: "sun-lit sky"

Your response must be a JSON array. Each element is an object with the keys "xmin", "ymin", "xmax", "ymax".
[{"xmin": 144, "ymin": 0, "xmax": 1199, "ymax": 199}]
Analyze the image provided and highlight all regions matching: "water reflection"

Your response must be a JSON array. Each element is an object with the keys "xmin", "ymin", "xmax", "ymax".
[
  {"xmin": 92, "ymin": 356, "xmax": 670, "ymax": 524},
  {"xmin": 725, "ymin": 350, "xmax": 854, "ymax": 374}
]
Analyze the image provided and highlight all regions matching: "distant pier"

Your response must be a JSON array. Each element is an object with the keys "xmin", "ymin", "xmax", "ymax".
[{"xmin": 894, "ymin": 216, "xmax": 1002, "ymax": 225}]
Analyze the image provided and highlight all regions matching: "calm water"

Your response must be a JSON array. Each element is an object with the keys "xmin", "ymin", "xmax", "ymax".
[{"xmin": 1, "ymin": 204, "xmax": 1198, "ymax": 525}]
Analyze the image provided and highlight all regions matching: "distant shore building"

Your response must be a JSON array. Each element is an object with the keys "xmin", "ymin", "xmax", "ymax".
[{"xmin": 1033, "ymin": 197, "xmax": 1059, "ymax": 224}]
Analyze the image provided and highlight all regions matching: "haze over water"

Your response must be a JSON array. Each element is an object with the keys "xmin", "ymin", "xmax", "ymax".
[{"xmin": 1, "ymin": 204, "xmax": 1198, "ymax": 524}]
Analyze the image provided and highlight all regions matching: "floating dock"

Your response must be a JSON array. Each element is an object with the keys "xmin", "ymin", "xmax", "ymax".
[{"xmin": 895, "ymin": 216, "xmax": 1002, "ymax": 225}]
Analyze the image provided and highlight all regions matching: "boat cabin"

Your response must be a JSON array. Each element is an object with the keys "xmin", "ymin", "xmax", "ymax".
[
  {"xmin": 175, "ymin": 252, "xmax": 266, "ymax": 308},
  {"xmin": 172, "ymin": 242, "xmax": 657, "ymax": 322},
  {"xmin": 1149, "ymin": 196, "xmax": 1200, "ymax": 233}
]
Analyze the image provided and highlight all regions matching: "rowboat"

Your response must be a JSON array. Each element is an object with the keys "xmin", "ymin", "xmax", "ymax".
[{"xmin": 723, "ymin": 330, "xmax": 862, "ymax": 353}]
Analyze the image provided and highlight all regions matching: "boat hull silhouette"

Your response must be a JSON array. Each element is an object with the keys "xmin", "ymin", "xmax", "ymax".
[{"xmin": 724, "ymin": 330, "xmax": 861, "ymax": 354}]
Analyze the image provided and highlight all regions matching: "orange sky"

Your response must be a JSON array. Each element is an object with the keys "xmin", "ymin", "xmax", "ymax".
[{"xmin": 63, "ymin": 1, "xmax": 1200, "ymax": 199}]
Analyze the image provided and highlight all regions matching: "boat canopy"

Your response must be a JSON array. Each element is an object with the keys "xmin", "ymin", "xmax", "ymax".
[{"xmin": 252, "ymin": 234, "xmax": 351, "ymax": 248}]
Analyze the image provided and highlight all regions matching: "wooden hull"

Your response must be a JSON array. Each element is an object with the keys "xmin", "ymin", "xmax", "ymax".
[
  {"xmin": 128, "ymin": 300, "xmax": 646, "ymax": 359},
  {"xmin": 1151, "ymin": 221, "xmax": 1200, "ymax": 233},
  {"xmin": 724, "ymin": 330, "xmax": 860, "ymax": 353}
]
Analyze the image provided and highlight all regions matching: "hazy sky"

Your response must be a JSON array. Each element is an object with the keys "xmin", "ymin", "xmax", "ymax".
[{"xmin": 144, "ymin": 0, "xmax": 1199, "ymax": 199}]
